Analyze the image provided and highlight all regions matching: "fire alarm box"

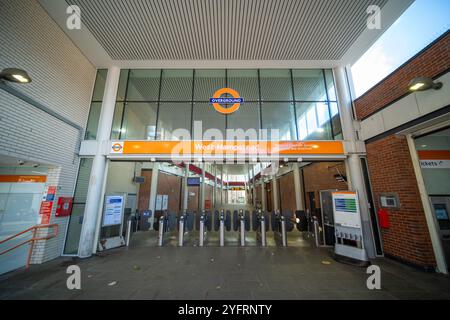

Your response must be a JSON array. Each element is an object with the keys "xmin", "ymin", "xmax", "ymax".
[
  {"xmin": 377, "ymin": 208, "xmax": 390, "ymax": 229},
  {"xmin": 55, "ymin": 197, "xmax": 73, "ymax": 217}
]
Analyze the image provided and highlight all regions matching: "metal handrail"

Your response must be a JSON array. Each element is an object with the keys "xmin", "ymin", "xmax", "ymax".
[{"xmin": 0, "ymin": 224, "xmax": 59, "ymax": 268}]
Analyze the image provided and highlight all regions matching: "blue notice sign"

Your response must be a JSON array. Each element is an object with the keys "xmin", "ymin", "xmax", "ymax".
[{"xmin": 187, "ymin": 177, "xmax": 201, "ymax": 186}]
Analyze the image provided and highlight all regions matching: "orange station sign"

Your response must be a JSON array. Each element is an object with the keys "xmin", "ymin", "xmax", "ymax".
[{"xmin": 110, "ymin": 141, "xmax": 344, "ymax": 156}]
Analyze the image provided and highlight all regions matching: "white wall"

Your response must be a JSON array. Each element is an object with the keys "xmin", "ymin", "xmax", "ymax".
[
  {"xmin": 360, "ymin": 72, "xmax": 450, "ymax": 141},
  {"xmin": 0, "ymin": 0, "xmax": 96, "ymax": 264}
]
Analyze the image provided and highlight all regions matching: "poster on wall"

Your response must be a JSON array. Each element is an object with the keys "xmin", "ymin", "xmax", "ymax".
[
  {"xmin": 156, "ymin": 195, "xmax": 163, "ymax": 211},
  {"xmin": 102, "ymin": 195, "xmax": 125, "ymax": 227},
  {"xmin": 162, "ymin": 195, "xmax": 168, "ymax": 211},
  {"xmin": 332, "ymin": 191, "xmax": 361, "ymax": 229},
  {"xmin": 39, "ymin": 185, "xmax": 57, "ymax": 224}
]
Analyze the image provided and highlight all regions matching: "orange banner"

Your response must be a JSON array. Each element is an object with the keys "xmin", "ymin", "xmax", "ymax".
[
  {"xmin": 418, "ymin": 150, "xmax": 450, "ymax": 160},
  {"xmin": 111, "ymin": 141, "xmax": 344, "ymax": 155},
  {"xmin": 0, "ymin": 175, "xmax": 47, "ymax": 183}
]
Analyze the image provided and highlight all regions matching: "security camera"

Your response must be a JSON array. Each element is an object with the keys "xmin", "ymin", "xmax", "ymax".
[
  {"xmin": 33, "ymin": 164, "xmax": 40, "ymax": 168},
  {"xmin": 17, "ymin": 160, "xmax": 25, "ymax": 166}
]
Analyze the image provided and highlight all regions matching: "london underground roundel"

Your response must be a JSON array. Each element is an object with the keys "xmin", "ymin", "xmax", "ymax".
[{"xmin": 210, "ymin": 88, "xmax": 244, "ymax": 115}]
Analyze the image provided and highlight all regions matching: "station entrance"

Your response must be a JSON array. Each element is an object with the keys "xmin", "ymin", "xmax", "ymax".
[{"xmin": 100, "ymin": 159, "xmax": 351, "ymax": 250}]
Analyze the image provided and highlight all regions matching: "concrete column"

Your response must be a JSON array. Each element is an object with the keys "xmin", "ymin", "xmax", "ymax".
[
  {"xmin": 149, "ymin": 163, "xmax": 159, "ymax": 215},
  {"xmin": 200, "ymin": 163, "xmax": 206, "ymax": 211},
  {"xmin": 78, "ymin": 66, "xmax": 120, "ymax": 258},
  {"xmin": 272, "ymin": 175, "xmax": 279, "ymax": 212},
  {"xmin": 293, "ymin": 164, "xmax": 305, "ymax": 211},
  {"xmin": 334, "ymin": 66, "xmax": 376, "ymax": 258},
  {"xmin": 182, "ymin": 164, "xmax": 189, "ymax": 211}
]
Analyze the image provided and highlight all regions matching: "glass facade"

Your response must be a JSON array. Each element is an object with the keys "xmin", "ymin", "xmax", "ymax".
[
  {"xmin": 85, "ymin": 69, "xmax": 108, "ymax": 140},
  {"xmin": 88, "ymin": 69, "xmax": 342, "ymax": 142}
]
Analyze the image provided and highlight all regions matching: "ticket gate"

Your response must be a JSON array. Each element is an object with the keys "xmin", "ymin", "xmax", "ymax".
[
  {"xmin": 232, "ymin": 210, "xmax": 250, "ymax": 246},
  {"xmin": 198, "ymin": 210, "xmax": 212, "ymax": 247},
  {"xmin": 253, "ymin": 210, "xmax": 269, "ymax": 246},
  {"xmin": 272, "ymin": 210, "xmax": 288, "ymax": 247},
  {"xmin": 157, "ymin": 211, "xmax": 177, "ymax": 246},
  {"xmin": 178, "ymin": 211, "xmax": 195, "ymax": 246}
]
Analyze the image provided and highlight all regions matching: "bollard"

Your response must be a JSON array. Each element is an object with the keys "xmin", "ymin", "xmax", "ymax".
[
  {"xmin": 178, "ymin": 215, "xmax": 185, "ymax": 247},
  {"xmin": 126, "ymin": 219, "xmax": 132, "ymax": 247},
  {"xmin": 260, "ymin": 216, "xmax": 266, "ymax": 247},
  {"xmin": 281, "ymin": 215, "xmax": 287, "ymax": 247},
  {"xmin": 219, "ymin": 213, "xmax": 225, "ymax": 247},
  {"xmin": 199, "ymin": 215, "xmax": 205, "ymax": 247}
]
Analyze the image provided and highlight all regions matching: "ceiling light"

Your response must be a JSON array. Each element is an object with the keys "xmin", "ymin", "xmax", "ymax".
[
  {"xmin": 408, "ymin": 77, "xmax": 442, "ymax": 92},
  {"xmin": 0, "ymin": 68, "xmax": 32, "ymax": 83}
]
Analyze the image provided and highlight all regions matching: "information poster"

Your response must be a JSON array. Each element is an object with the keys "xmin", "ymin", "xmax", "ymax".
[
  {"xmin": 102, "ymin": 195, "xmax": 125, "ymax": 226},
  {"xmin": 332, "ymin": 191, "xmax": 361, "ymax": 228},
  {"xmin": 162, "ymin": 195, "xmax": 168, "ymax": 211},
  {"xmin": 156, "ymin": 195, "xmax": 163, "ymax": 211}
]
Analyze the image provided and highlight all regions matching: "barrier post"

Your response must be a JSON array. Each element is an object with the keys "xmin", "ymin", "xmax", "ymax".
[
  {"xmin": 178, "ymin": 214, "xmax": 185, "ymax": 247},
  {"xmin": 219, "ymin": 211, "xmax": 225, "ymax": 247},
  {"xmin": 199, "ymin": 214, "xmax": 205, "ymax": 247},
  {"xmin": 313, "ymin": 218, "xmax": 320, "ymax": 247},
  {"xmin": 126, "ymin": 220, "xmax": 132, "ymax": 247},
  {"xmin": 158, "ymin": 217, "xmax": 164, "ymax": 247},
  {"xmin": 281, "ymin": 215, "xmax": 287, "ymax": 247},
  {"xmin": 240, "ymin": 212, "xmax": 245, "ymax": 247},
  {"xmin": 261, "ymin": 216, "xmax": 266, "ymax": 247}
]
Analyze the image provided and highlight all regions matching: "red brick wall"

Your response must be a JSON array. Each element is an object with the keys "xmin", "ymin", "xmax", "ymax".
[
  {"xmin": 366, "ymin": 135, "xmax": 436, "ymax": 268},
  {"xmin": 279, "ymin": 172, "xmax": 296, "ymax": 213},
  {"xmin": 354, "ymin": 31, "xmax": 450, "ymax": 120},
  {"xmin": 303, "ymin": 162, "xmax": 348, "ymax": 211}
]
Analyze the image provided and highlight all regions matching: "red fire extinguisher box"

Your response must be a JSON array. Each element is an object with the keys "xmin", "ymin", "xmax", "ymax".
[
  {"xmin": 377, "ymin": 208, "xmax": 390, "ymax": 229},
  {"xmin": 55, "ymin": 197, "xmax": 73, "ymax": 217}
]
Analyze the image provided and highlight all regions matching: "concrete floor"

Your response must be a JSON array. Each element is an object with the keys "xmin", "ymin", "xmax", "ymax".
[{"xmin": 1, "ymin": 231, "xmax": 450, "ymax": 300}]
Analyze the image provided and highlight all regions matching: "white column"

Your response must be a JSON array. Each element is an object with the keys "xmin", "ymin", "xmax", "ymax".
[
  {"xmin": 406, "ymin": 135, "xmax": 448, "ymax": 274},
  {"xmin": 293, "ymin": 164, "xmax": 305, "ymax": 211},
  {"xmin": 182, "ymin": 164, "xmax": 189, "ymax": 211},
  {"xmin": 78, "ymin": 66, "xmax": 120, "ymax": 258},
  {"xmin": 334, "ymin": 66, "xmax": 376, "ymax": 258},
  {"xmin": 149, "ymin": 163, "xmax": 159, "ymax": 215},
  {"xmin": 272, "ymin": 175, "xmax": 279, "ymax": 212},
  {"xmin": 200, "ymin": 163, "xmax": 206, "ymax": 211}
]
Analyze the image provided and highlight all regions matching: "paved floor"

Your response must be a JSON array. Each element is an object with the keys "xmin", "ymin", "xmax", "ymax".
[{"xmin": 1, "ymin": 231, "xmax": 450, "ymax": 300}]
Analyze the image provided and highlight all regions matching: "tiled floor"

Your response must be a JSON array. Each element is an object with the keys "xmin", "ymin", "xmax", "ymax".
[{"xmin": 1, "ymin": 231, "xmax": 449, "ymax": 300}]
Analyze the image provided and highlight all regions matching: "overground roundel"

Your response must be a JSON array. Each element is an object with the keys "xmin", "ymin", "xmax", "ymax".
[{"xmin": 210, "ymin": 88, "xmax": 244, "ymax": 115}]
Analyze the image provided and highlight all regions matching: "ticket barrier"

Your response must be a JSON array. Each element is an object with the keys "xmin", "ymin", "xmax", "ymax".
[
  {"xmin": 253, "ymin": 210, "xmax": 269, "ymax": 246},
  {"xmin": 233, "ymin": 209, "xmax": 250, "ymax": 246},
  {"xmin": 157, "ymin": 211, "xmax": 177, "ymax": 246},
  {"xmin": 214, "ymin": 210, "xmax": 232, "ymax": 246},
  {"xmin": 178, "ymin": 211, "xmax": 195, "ymax": 247},
  {"xmin": 198, "ymin": 210, "xmax": 212, "ymax": 247},
  {"xmin": 272, "ymin": 210, "xmax": 287, "ymax": 247}
]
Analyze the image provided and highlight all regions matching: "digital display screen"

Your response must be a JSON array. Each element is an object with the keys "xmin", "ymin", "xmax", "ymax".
[
  {"xmin": 434, "ymin": 204, "xmax": 449, "ymax": 220},
  {"xmin": 187, "ymin": 177, "xmax": 201, "ymax": 186}
]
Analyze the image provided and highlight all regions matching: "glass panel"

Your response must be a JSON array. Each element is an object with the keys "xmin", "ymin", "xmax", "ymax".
[
  {"xmin": 192, "ymin": 102, "xmax": 226, "ymax": 138},
  {"xmin": 64, "ymin": 158, "xmax": 93, "ymax": 255},
  {"xmin": 194, "ymin": 70, "xmax": 226, "ymax": 101},
  {"xmin": 261, "ymin": 102, "xmax": 296, "ymax": 141},
  {"xmin": 160, "ymin": 69, "xmax": 193, "ymax": 101},
  {"xmin": 296, "ymin": 102, "xmax": 333, "ymax": 141},
  {"xmin": 325, "ymin": 69, "xmax": 337, "ymax": 101},
  {"xmin": 121, "ymin": 102, "xmax": 158, "ymax": 140},
  {"xmin": 330, "ymin": 102, "xmax": 342, "ymax": 139},
  {"xmin": 84, "ymin": 102, "xmax": 102, "ymax": 140},
  {"xmin": 116, "ymin": 69, "xmax": 129, "ymax": 101},
  {"xmin": 92, "ymin": 69, "xmax": 108, "ymax": 101},
  {"xmin": 127, "ymin": 69, "xmax": 161, "ymax": 101},
  {"xmin": 111, "ymin": 103, "xmax": 125, "ymax": 140},
  {"xmin": 157, "ymin": 102, "xmax": 192, "ymax": 140},
  {"xmin": 292, "ymin": 69, "xmax": 327, "ymax": 101},
  {"xmin": 227, "ymin": 102, "xmax": 260, "ymax": 132},
  {"xmin": 227, "ymin": 69, "xmax": 259, "ymax": 101},
  {"xmin": 260, "ymin": 69, "xmax": 293, "ymax": 101}
]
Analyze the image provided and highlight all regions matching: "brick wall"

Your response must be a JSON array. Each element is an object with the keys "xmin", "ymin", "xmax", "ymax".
[
  {"xmin": 354, "ymin": 31, "xmax": 450, "ymax": 120},
  {"xmin": 366, "ymin": 135, "xmax": 436, "ymax": 268},
  {"xmin": 302, "ymin": 162, "xmax": 348, "ymax": 211},
  {"xmin": 278, "ymin": 172, "xmax": 296, "ymax": 213},
  {"xmin": 157, "ymin": 172, "xmax": 182, "ymax": 213}
]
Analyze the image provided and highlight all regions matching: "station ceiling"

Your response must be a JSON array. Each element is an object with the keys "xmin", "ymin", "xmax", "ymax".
[{"xmin": 40, "ymin": 0, "xmax": 412, "ymax": 67}]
